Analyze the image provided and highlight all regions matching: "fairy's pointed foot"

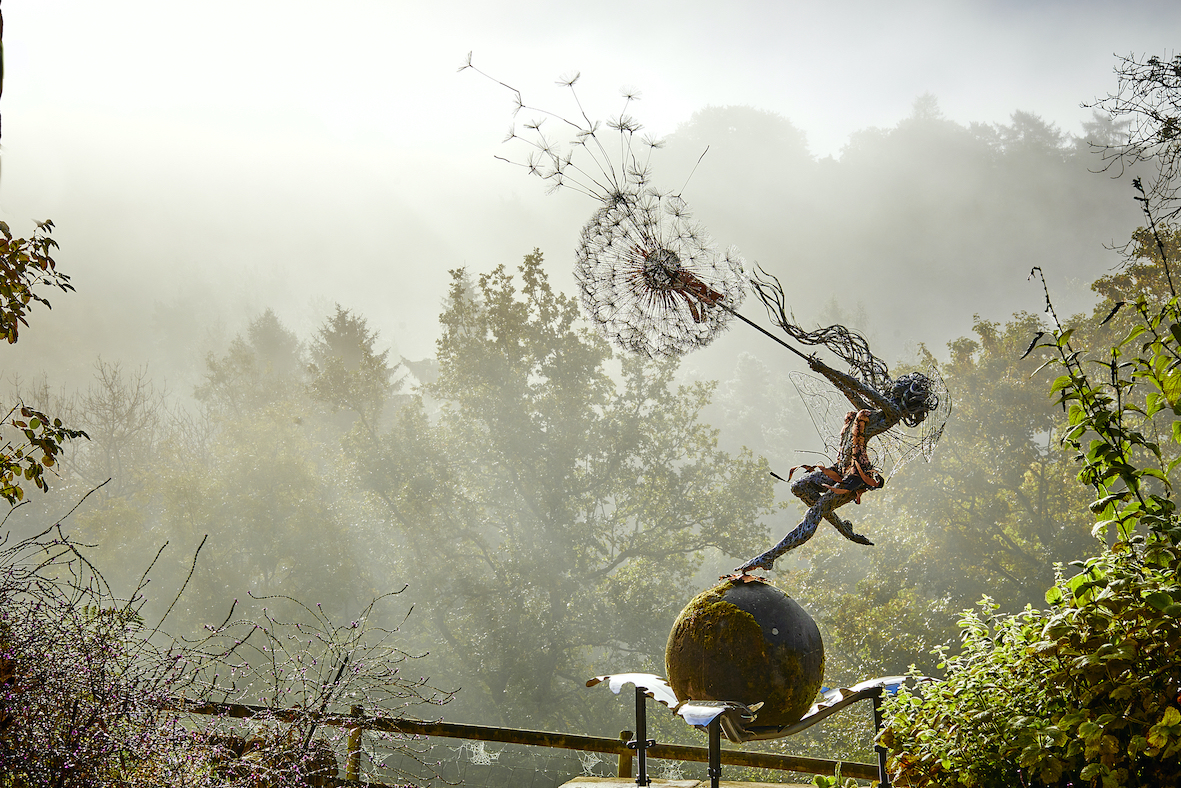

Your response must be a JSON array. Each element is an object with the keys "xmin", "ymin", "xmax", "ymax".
[
  {"xmin": 827, "ymin": 512, "xmax": 874, "ymax": 546},
  {"xmin": 731, "ymin": 554, "xmax": 776, "ymax": 576}
]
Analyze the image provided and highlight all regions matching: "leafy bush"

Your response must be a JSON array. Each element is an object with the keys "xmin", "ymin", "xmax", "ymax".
[
  {"xmin": 879, "ymin": 221, "xmax": 1181, "ymax": 786},
  {"xmin": 0, "ymin": 520, "xmax": 205, "ymax": 787},
  {"xmin": 0, "ymin": 508, "xmax": 453, "ymax": 787},
  {"xmin": 0, "ymin": 221, "xmax": 87, "ymax": 504},
  {"xmin": 880, "ymin": 54, "xmax": 1181, "ymax": 788}
]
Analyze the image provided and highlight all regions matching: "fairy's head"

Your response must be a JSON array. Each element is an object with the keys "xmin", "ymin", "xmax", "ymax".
[{"xmin": 890, "ymin": 372, "xmax": 938, "ymax": 427}]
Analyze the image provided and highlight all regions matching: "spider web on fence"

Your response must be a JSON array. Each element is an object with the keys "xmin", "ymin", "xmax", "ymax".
[
  {"xmin": 367, "ymin": 735, "xmax": 724, "ymax": 787},
  {"xmin": 371, "ymin": 737, "xmax": 621, "ymax": 788}
]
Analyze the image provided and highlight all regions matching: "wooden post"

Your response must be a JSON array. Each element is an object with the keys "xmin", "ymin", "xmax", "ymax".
[
  {"xmin": 617, "ymin": 730, "xmax": 634, "ymax": 778},
  {"xmin": 346, "ymin": 704, "xmax": 363, "ymax": 781}
]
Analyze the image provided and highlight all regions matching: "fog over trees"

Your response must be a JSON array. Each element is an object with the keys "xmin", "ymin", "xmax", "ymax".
[
  {"xmin": 1, "ymin": 75, "xmax": 1169, "ymax": 772},
  {"xmin": 2, "ymin": 93, "xmax": 1144, "ymax": 392}
]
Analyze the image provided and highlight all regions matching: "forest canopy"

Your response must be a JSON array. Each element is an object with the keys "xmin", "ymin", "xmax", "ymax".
[{"xmin": 4, "ymin": 55, "xmax": 1179, "ymax": 785}]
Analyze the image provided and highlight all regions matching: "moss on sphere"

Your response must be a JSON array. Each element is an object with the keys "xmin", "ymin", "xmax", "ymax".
[{"xmin": 665, "ymin": 577, "xmax": 824, "ymax": 728}]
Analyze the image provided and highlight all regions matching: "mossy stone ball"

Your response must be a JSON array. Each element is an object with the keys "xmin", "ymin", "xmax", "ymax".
[{"xmin": 665, "ymin": 577, "xmax": 824, "ymax": 727}]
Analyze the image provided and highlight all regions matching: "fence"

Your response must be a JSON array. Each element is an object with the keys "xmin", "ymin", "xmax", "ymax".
[{"xmin": 171, "ymin": 699, "xmax": 879, "ymax": 785}]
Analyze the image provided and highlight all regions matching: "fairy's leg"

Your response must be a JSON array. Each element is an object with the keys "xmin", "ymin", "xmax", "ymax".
[
  {"xmin": 730, "ymin": 472, "xmax": 834, "ymax": 574},
  {"xmin": 734, "ymin": 503, "xmax": 824, "ymax": 574},
  {"xmin": 824, "ymin": 510, "xmax": 873, "ymax": 545},
  {"xmin": 791, "ymin": 469, "xmax": 827, "ymax": 506},
  {"xmin": 797, "ymin": 466, "xmax": 874, "ymax": 546}
]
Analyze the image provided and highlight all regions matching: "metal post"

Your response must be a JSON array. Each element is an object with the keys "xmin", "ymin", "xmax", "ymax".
[
  {"xmin": 346, "ymin": 704, "xmax": 363, "ymax": 781},
  {"xmin": 707, "ymin": 716, "xmax": 722, "ymax": 788},
  {"xmin": 871, "ymin": 692, "xmax": 891, "ymax": 788},
  {"xmin": 617, "ymin": 730, "xmax": 634, "ymax": 778},
  {"xmin": 627, "ymin": 686, "xmax": 653, "ymax": 786}
]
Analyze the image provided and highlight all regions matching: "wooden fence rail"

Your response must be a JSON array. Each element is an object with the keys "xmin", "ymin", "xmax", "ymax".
[{"xmin": 169, "ymin": 699, "xmax": 878, "ymax": 782}]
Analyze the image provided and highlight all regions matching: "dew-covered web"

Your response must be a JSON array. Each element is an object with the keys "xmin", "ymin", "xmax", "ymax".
[
  {"xmin": 373, "ymin": 735, "xmax": 723, "ymax": 787},
  {"xmin": 372, "ymin": 738, "xmax": 615, "ymax": 787}
]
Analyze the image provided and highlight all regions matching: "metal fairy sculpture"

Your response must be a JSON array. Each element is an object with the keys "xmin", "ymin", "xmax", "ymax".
[
  {"xmin": 463, "ymin": 57, "xmax": 951, "ymax": 569},
  {"xmin": 728, "ymin": 268, "xmax": 950, "ymax": 574},
  {"xmin": 460, "ymin": 54, "xmax": 747, "ymax": 358}
]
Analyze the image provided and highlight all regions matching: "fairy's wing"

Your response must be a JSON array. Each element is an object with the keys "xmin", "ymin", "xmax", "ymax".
[
  {"xmin": 788, "ymin": 370, "xmax": 846, "ymax": 465},
  {"xmin": 790, "ymin": 365, "xmax": 951, "ymax": 480}
]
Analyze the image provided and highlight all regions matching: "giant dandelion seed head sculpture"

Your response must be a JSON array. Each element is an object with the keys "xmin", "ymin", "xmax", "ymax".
[
  {"xmin": 576, "ymin": 187, "xmax": 746, "ymax": 358},
  {"xmin": 461, "ymin": 54, "xmax": 746, "ymax": 358}
]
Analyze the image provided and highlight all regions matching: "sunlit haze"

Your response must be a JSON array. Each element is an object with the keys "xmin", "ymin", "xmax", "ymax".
[{"xmin": 4, "ymin": 0, "xmax": 1179, "ymax": 383}]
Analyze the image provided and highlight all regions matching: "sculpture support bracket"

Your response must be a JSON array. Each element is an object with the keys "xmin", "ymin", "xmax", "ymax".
[
  {"xmin": 624, "ymin": 685, "xmax": 654, "ymax": 786},
  {"xmin": 588, "ymin": 672, "xmax": 920, "ymax": 788},
  {"xmin": 707, "ymin": 716, "xmax": 722, "ymax": 788}
]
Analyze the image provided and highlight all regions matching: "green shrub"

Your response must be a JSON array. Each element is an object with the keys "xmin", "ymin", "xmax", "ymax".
[{"xmin": 880, "ymin": 171, "xmax": 1181, "ymax": 785}]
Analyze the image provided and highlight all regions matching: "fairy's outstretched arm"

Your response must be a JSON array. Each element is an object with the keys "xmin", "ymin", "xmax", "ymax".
[{"xmin": 807, "ymin": 356, "xmax": 892, "ymax": 413}]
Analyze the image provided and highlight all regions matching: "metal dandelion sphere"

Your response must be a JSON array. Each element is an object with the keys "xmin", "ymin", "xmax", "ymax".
[{"xmin": 575, "ymin": 189, "xmax": 746, "ymax": 358}]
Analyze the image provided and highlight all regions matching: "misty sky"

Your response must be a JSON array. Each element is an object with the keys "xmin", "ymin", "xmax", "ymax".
[{"xmin": 3, "ymin": 0, "xmax": 1179, "ymax": 376}]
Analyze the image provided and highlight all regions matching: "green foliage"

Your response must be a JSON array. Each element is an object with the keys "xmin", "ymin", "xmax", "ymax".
[
  {"xmin": 810, "ymin": 763, "xmax": 860, "ymax": 788},
  {"xmin": 68, "ymin": 309, "xmax": 374, "ymax": 625},
  {"xmin": 0, "ymin": 220, "xmax": 86, "ymax": 505},
  {"xmin": 169, "ymin": 310, "xmax": 369, "ymax": 619},
  {"xmin": 195, "ymin": 307, "xmax": 306, "ymax": 415},
  {"xmin": 307, "ymin": 304, "xmax": 398, "ymax": 431},
  {"xmin": 0, "ymin": 403, "xmax": 87, "ymax": 504},
  {"xmin": 882, "ymin": 545, "xmax": 1181, "ymax": 788},
  {"xmin": 62, "ymin": 255, "xmax": 774, "ymax": 737},
  {"xmin": 879, "ymin": 215, "xmax": 1181, "ymax": 785},
  {"xmin": 335, "ymin": 250, "xmax": 775, "ymax": 728},
  {"xmin": 879, "ymin": 54, "xmax": 1181, "ymax": 783},
  {"xmin": 0, "ymin": 220, "xmax": 72, "ymax": 345},
  {"xmin": 1092, "ymin": 225, "xmax": 1180, "ymax": 307}
]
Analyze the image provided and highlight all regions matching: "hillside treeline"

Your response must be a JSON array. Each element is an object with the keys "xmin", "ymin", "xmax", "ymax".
[
  {"xmin": 1, "ymin": 88, "xmax": 1165, "ymax": 765},
  {"xmin": 7, "ymin": 237, "xmax": 1155, "ymax": 741},
  {"xmin": 2, "ymin": 92, "xmax": 1143, "ymax": 395}
]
